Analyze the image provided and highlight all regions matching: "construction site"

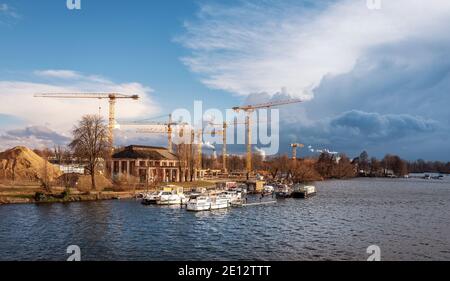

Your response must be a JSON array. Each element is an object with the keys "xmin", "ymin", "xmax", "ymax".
[
  {"xmin": 2, "ymin": 91, "xmax": 425, "ymax": 205},
  {"xmin": 0, "ymin": 92, "xmax": 314, "ymax": 203}
]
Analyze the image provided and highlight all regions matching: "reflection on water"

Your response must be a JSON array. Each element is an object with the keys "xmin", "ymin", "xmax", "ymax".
[{"xmin": 0, "ymin": 177, "xmax": 449, "ymax": 261}]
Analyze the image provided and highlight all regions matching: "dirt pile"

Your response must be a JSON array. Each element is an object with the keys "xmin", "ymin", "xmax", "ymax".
[
  {"xmin": 0, "ymin": 146, "xmax": 62, "ymax": 182},
  {"xmin": 76, "ymin": 174, "xmax": 113, "ymax": 191},
  {"xmin": 58, "ymin": 173, "xmax": 113, "ymax": 191}
]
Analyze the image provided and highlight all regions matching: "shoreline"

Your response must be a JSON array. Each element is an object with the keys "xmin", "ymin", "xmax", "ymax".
[
  {"xmin": 0, "ymin": 179, "xmax": 218, "ymax": 205},
  {"xmin": 1, "ymin": 175, "xmax": 447, "ymax": 206},
  {"xmin": 0, "ymin": 190, "xmax": 142, "ymax": 205}
]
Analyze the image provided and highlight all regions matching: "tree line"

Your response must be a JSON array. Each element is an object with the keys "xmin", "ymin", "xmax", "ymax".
[{"xmin": 352, "ymin": 151, "xmax": 450, "ymax": 176}]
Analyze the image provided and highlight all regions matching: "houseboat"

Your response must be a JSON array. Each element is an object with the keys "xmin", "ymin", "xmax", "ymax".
[
  {"xmin": 291, "ymin": 185, "xmax": 316, "ymax": 199},
  {"xmin": 275, "ymin": 184, "xmax": 292, "ymax": 199}
]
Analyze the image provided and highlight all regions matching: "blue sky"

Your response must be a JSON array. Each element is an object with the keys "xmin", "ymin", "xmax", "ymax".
[
  {"xmin": 0, "ymin": 0, "xmax": 237, "ymax": 110},
  {"xmin": 1, "ymin": 0, "xmax": 450, "ymax": 161}
]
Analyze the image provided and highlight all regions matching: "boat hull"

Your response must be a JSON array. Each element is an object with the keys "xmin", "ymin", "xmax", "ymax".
[
  {"xmin": 157, "ymin": 200, "xmax": 182, "ymax": 205},
  {"xmin": 186, "ymin": 198, "xmax": 230, "ymax": 212},
  {"xmin": 291, "ymin": 191, "xmax": 316, "ymax": 199},
  {"xmin": 186, "ymin": 203, "xmax": 211, "ymax": 211},
  {"xmin": 141, "ymin": 199, "xmax": 158, "ymax": 205},
  {"xmin": 210, "ymin": 202, "xmax": 229, "ymax": 210},
  {"xmin": 275, "ymin": 192, "xmax": 291, "ymax": 199}
]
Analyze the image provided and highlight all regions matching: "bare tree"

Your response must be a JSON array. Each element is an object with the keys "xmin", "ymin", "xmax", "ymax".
[
  {"xmin": 54, "ymin": 145, "xmax": 67, "ymax": 165},
  {"xmin": 176, "ymin": 141, "xmax": 194, "ymax": 182},
  {"xmin": 267, "ymin": 155, "xmax": 290, "ymax": 179},
  {"xmin": 290, "ymin": 159, "xmax": 322, "ymax": 183},
  {"xmin": 69, "ymin": 115, "xmax": 110, "ymax": 191},
  {"xmin": 332, "ymin": 154, "xmax": 356, "ymax": 179},
  {"xmin": 39, "ymin": 148, "xmax": 52, "ymax": 192}
]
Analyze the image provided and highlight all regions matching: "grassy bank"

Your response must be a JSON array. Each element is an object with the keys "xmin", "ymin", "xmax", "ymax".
[
  {"xmin": 0, "ymin": 182, "xmax": 143, "ymax": 205},
  {"xmin": 0, "ymin": 180, "xmax": 220, "ymax": 205}
]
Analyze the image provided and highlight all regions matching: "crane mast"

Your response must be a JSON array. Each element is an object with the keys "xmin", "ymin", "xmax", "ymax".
[
  {"xmin": 119, "ymin": 114, "xmax": 183, "ymax": 152},
  {"xmin": 291, "ymin": 143, "xmax": 305, "ymax": 160},
  {"xmin": 233, "ymin": 98, "xmax": 303, "ymax": 176}
]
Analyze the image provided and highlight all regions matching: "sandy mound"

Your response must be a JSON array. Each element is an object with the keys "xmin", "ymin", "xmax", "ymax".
[
  {"xmin": 58, "ymin": 173, "xmax": 113, "ymax": 191},
  {"xmin": 0, "ymin": 146, "xmax": 62, "ymax": 182},
  {"xmin": 77, "ymin": 174, "xmax": 112, "ymax": 191}
]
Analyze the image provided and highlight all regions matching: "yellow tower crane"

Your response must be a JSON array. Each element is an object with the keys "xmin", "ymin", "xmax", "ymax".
[
  {"xmin": 206, "ymin": 122, "xmax": 228, "ymax": 173},
  {"xmin": 118, "ymin": 114, "xmax": 181, "ymax": 152},
  {"xmin": 193, "ymin": 127, "xmax": 224, "ymax": 173},
  {"xmin": 232, "ymin": 98, "xmax": 303, "ymax": 175},
  {"xmin": 291, "ymin": 143, "xmax": 305, "ymax": 160},
  {"xmin": 34, "ymin": 93, "xmax": 139, "ymax": 151}
]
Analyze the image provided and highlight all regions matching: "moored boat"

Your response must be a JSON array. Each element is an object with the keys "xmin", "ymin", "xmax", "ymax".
[
  {"xmin": 291, "ymin": 185, "xmax": 316, "ymax": 199},
  {"xmin": 186, "ymin": 195, "xmax": 211, "ymax": 211},
  {"xmin": 275, "ymin": 184, "xmax": 292, "ymax": 199},
  {"xmin": 211, "ymin": 194, "xmax": 230, "ymax": 210},
  {"xmin": 141, "ymin": 191, "xmax": 160, "ymax": 205},
  {"xmin": 186, "ymin": 194, "xmax": 230, "ymax": 211},
  {"xmin": 156, "ymin": 191, "xmax": 187, "ymax": 205},
  {"xmin": 142, "ymin": 185, "xmax": 187, "ymax": 205},
  {"xmin": 263, "ymin": 185, "xmax": 275, "ymax": 195},
  {"xmin": 222, "ymin": 190, "xmax": 243, "ymax": 204}
]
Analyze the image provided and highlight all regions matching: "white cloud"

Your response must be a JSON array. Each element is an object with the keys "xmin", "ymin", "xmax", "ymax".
[
  {"xmin": 0, "ymin": 70, "xmax": 160, "ymax": 148},
  {"xmin": 179, "ymin": 0, "xmax": 450, "ymax": 97},
  {"xmin": 34, "ymin": 70, "xmax": 83, "ymax": 79},
  {"xmin": 0, "ymin": 3, "xmax": 20, "ymax": 20}
]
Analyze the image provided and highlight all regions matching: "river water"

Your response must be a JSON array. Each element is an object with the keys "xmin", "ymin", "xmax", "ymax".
[{"xmin": 0, "ymin": 177, "xmax": 449, "ymax": 261}]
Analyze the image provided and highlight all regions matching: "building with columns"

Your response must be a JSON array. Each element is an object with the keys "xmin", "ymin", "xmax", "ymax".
[{"xmin": 109, "ymin": 145, "xmax": 188, "ymax": 183}]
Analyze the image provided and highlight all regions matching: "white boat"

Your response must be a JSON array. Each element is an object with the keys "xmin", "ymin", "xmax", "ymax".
[
  {"xmin": 263, "ymin": 185, "xmax": 275, "ymax": 194},
  {"xmin": 156, "ymin": 191, "xmax": 187, "ymax": 205},
  {"xmin": 186, "ymin": 195, "xmax": 212, "ymax": 211},
  {"xmin": 141, "ymin": 191, "xmax": 160, "ymax": 205},
  {"xmin": 141, "ymin": 185, "xmax": 187, "ymax": 205},
  {"xmin": 222, "ymin": 190, "xmax": 243, "ymax": 204},
  {"xmin": 211, "ymin": 194, "xmax": 230, "ymax": 210},
  {"xmin": 186, "ymin": 194, "xmax": 230, "ymax": 211}
]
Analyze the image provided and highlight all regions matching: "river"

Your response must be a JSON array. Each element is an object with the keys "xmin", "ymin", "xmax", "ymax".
[{"xmin": 0, "ymin": 177, "xmax": 449, "ymax": 261}]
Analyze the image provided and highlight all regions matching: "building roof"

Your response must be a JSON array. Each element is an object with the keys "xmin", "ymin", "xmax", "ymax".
[{"xmin": 112, "ymin": 145, "xmax": 178, "ymax": 161}]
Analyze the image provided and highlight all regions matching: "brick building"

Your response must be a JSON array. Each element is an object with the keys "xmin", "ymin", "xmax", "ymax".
[{"xmin": 109, "ymin": 145, "xmax": 188, "ymax": 183}]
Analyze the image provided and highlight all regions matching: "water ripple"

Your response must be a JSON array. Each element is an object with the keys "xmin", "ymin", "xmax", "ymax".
[{"xmin": 0, "ymin": 177, "xmax": 449, "ymax": 260}]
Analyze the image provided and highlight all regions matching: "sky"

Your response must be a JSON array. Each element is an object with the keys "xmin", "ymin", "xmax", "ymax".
[{"xmin": 0, "ymin": 0, "xmax": 449, "ymax": 161}]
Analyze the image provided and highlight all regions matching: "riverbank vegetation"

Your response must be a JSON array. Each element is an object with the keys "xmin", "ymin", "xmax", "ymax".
[{"xmin": 203, "ymin": 150, "xmax": 450, "ymax": 183}]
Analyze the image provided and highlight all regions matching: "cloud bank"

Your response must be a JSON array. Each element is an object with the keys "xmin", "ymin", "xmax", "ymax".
[
  {"xmin": 180, "ymin": 0, "xmax": 450, "ymax": 160},
  {"xmin": 179, "ymin": 0, "xmax": 450, "ymax": 97}
]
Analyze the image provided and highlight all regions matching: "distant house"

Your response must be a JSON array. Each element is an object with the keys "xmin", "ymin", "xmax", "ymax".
[
  {"xmin": 109, "ymin": 145, "xmax": 188, "ymax": 183},
  {"xmin": 384, "ymin": 169, "xmax": 395, "ymax": 177},
  {"xmin": 57, "ymin": 164, "xmax": 85, "ymax": 175}
]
